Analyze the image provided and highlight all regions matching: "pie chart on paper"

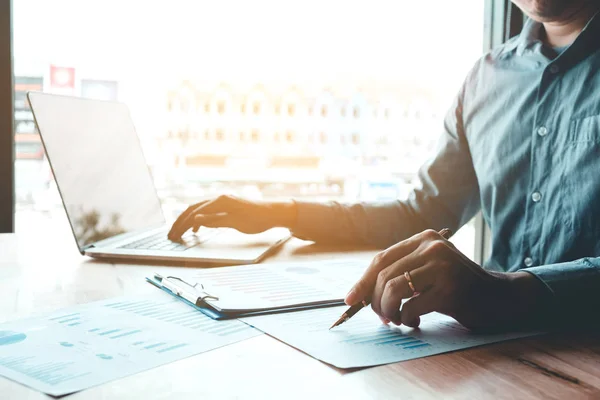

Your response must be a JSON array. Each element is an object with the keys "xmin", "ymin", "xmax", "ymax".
[{"xmin": 0, "ymin": 331, "xmax": 27, "ymax": 346}]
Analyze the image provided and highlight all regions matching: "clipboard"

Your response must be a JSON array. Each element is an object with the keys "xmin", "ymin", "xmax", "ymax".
[{"xmin": 146, "ymin": 273, "xmax": 345, "ymax": 320}]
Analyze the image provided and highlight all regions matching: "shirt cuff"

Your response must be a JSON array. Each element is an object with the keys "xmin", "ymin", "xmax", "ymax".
[{"xmin": 523, "ymin": 258, "xmax": 600, "ymax": 320}]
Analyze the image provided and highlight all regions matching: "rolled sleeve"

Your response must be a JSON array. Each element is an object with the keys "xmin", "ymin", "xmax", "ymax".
[{"xmin": 523, "ymin": 258, "xmax": 600, "ymax": 322}]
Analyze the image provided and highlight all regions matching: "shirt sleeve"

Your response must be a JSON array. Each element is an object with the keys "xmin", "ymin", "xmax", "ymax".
[
  {"xmin": 523, "ymin": 258, "xmax": 600, "ymax": 323},
  {"xmin": 291, "ymin": 83, "xmax": 481, "ymax": 248}
]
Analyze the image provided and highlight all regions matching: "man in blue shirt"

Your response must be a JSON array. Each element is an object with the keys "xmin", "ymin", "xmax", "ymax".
[{"xmin": 169, "ymin": 0, "xmax": 600, "ymax": 330}]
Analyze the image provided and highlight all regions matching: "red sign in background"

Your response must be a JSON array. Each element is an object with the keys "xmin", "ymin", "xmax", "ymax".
[{"xmin": 49, "ymin": 65, "xmax": 76, "ymax": 90}]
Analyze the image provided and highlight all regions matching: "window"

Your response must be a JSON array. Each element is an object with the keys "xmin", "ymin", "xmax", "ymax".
[
  {"xmin": 319, "ymin": 132, "xmax": 327, "ymax": 145},
  {"xmin": 12, "ymin": 0, "xmax": 485, "ymax": 259},
  {"xmin": 320, "ymin": 106, "xmax": 328, "ymax": 118},
  {"xmin": 285, "ymin": 131, "xmax": 294, "ymax": 143}
]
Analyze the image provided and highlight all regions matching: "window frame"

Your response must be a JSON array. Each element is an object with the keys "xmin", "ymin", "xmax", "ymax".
[{"xmin": 0, "ymin": 0, "xmax": 14, "ymax": 233}]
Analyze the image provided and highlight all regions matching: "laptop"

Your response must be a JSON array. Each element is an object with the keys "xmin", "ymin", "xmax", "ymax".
[{"xmin": 27, "ymin": 92, "xmax": 291, "ymax": 265}]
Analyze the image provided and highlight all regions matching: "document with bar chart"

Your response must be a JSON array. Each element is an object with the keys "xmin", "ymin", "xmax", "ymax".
[
  {"xmin": 242, "ymin": 306, "xmax": 541, "ymax": 369},
  {"xmin": 0, "ymin": 296, "xmax": 259, "ymax": 396}
]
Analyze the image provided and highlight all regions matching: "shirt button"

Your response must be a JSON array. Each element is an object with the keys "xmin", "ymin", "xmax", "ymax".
[
  {"xmin": 532, "ymin": 192, "xmax": 542, "ymax": 202},
  {"xmin": 524, "ymin": 257, "xmax": 534, "ymax": 267},
  {"xmin": 549, "ymin": 64, "xmax": 560, "ymax": 74},
  {"xmin": 537, "ymin": 126, "xmax": 548, "ymax": 137}
]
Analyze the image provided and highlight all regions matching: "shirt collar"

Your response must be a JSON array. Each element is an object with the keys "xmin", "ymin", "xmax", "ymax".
[
  {"xmin": 500, "ymin": 18, "xmax": 542, "ymax": 56},
  {"xmin": 505, "ymin": 9, "xmax": 600, "ymax": 57}
]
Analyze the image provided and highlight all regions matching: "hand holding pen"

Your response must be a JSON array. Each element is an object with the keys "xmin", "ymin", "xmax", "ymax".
[
  {"xmin": 331, "ymin": 226, "xmax": 550, "ymax": 331},
  {"xmin": 329, "ymin": 228, "xmax": 460, "ymax": 329},
  {"xmin": 330, "ymin": 229, "xmax": 452, "ymax": 329}
]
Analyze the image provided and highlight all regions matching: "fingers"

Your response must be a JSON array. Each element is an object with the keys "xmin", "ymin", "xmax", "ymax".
[
  {"xmin": 345, "ymin": 229, "xmax": 449, "ymax": 305},
  {"xmin": 379, "ymin": 265, "xmax": 437, "ymax": 322},
  {"xmin": 168, "ymin": 196, "xmax": 237, "ymax": 240},
  {"xmin": 368, "ymin": 231, "xmax": 453, "ymax": 317},
  {"xmin": 398, "ymin": 289, "xmax": 440, "ymax": 327},
  {"xmin": 370, "ymin": 252, "xmax": 421, "ymax": 316},
  {"xmin": 168, "ymin": 200, "xmax": 208, "ymax": 239},
  {"xmin": 345, "ymin": 235, "xmax": 421, "ymax": 305}
]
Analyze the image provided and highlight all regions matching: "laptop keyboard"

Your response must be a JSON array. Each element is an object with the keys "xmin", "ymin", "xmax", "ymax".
[{"xmin": 120, "ymin": 229, "xmax": 222, "ymax": 252}]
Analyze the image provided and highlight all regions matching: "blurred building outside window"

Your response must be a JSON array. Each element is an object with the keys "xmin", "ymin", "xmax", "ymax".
[{"xmin": 13, "ymin": 0, "xmax": 483, "ymax": 259}]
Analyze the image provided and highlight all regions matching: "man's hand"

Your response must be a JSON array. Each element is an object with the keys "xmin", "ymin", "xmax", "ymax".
[
  {"xmin": 168, "ymin": 195, "xmax": 297, "ymax": 240},
  {"xmin": 345, "ymin": 229, "xmax": 553, "ymax": 330}
]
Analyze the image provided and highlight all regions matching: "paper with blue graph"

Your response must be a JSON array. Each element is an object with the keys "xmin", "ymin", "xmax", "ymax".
[
  {"xmin": 0, "ymin": 296, "xmax": 259, "ymax": 396},
  {"xmin": 242, "ymin": 306, "xmax": 541, "ymax": 369}
]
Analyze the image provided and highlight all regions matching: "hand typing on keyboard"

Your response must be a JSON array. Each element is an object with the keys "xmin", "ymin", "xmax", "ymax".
[{"xmin": 168, "ymin": 195, "xmax": 297, "ymax": 240}]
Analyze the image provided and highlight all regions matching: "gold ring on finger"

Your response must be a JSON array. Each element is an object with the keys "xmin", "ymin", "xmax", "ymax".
[{"xmin": 404, "ymin": 271, "xmax": 418, "ymax": 296}]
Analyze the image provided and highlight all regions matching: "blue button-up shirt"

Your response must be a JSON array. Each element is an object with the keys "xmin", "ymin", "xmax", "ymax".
[{"xmin": 292, "ymin": 13, "xmax": 600, "ymax": 318}]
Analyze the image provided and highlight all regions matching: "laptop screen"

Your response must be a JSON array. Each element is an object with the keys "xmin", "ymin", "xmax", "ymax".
[{"xmin": 28, "ymin": 93, "xmax": 165, "ymax": 250}]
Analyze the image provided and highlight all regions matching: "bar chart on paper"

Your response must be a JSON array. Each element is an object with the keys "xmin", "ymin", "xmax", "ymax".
[
  {"xmin": 0, "ymin": 296, "xmax": 260, "ymax": 396},
  {"xmin": 242, "ymin": 306, "xmax": 542, "ymax": 368}
]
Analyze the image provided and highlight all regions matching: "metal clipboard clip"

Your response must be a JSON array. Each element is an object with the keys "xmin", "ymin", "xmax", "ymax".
[{"xmin": 154, "ymin": 273, "xmax": 219, "ymax": 307}]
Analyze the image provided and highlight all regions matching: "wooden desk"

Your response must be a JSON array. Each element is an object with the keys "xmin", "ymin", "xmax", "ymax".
[{"xmin": 1, "ymin": 232, "xmax": 600, "ymax": 399}]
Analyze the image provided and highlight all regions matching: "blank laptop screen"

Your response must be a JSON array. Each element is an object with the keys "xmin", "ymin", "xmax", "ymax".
[{"xmin": 28, "ymin": 93, "xmax": 165, "ymax": 250}]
